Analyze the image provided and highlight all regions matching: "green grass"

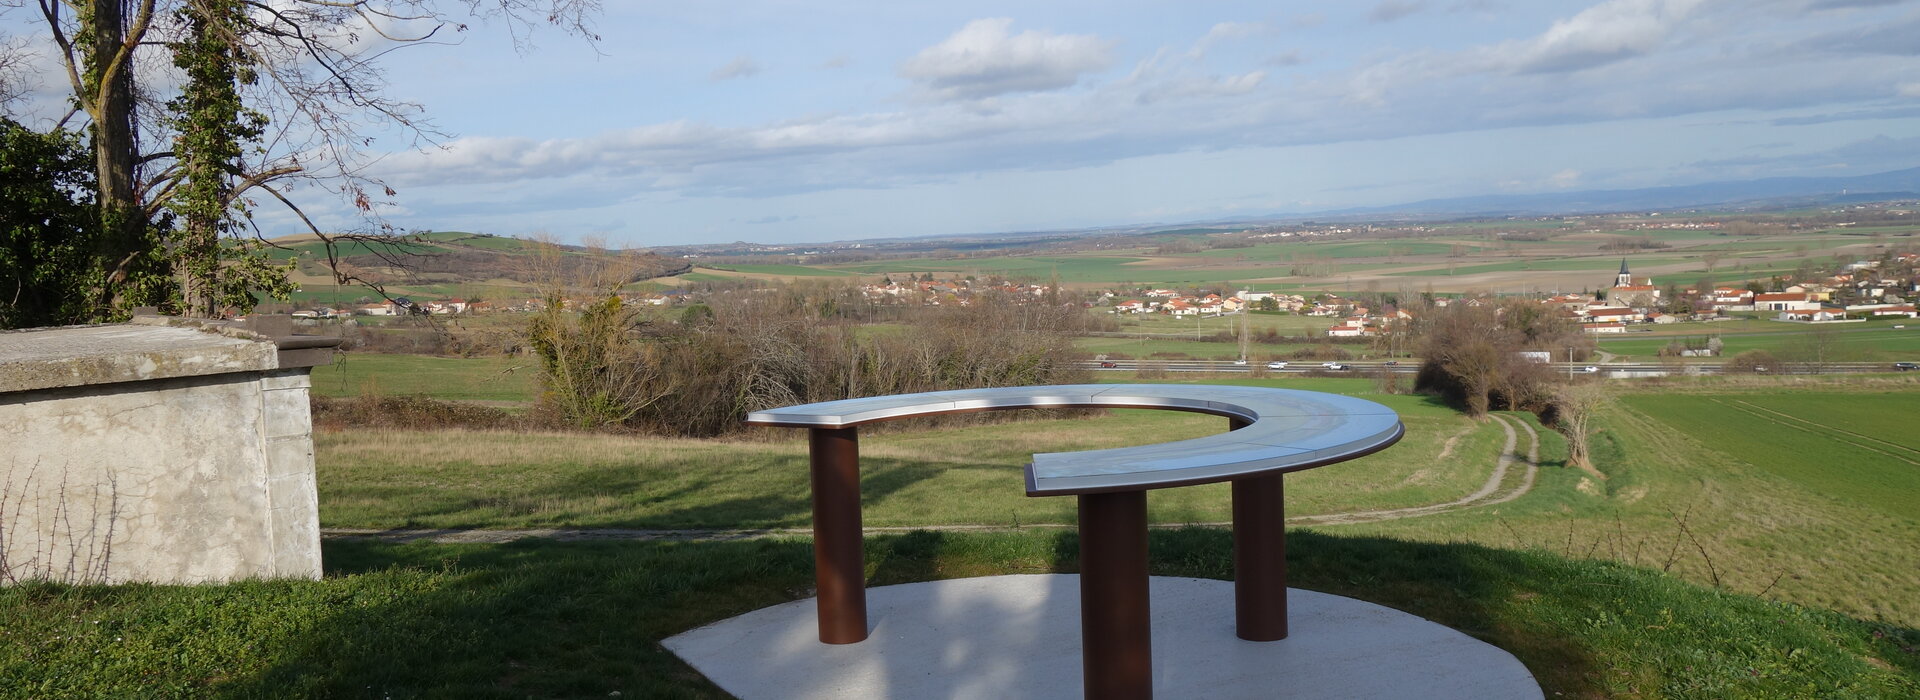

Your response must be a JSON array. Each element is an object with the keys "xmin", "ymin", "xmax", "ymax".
[
  {"xmin": 315, "ymin": 387, "xmax": 1490, "ymax": 530},
  {"xmin": 305, "ymin": 372, "xmax": 1920, "ymax": 628},
  {"xmin": 1599, "ymin": 325, "xmax": 1920, "ymax": 362},
  {"xmin": 309, "ymin": 354, "xmax": 538, "ymax": 403},
  {"xmin": 2, "ymin": 533, "xmax": 1913, "ymax": 698},
  {"xmin": 1187, "ymin": 240, "xmax": 1483, "ymax": 261},
  {"xmin": 829, "ymin": 255, "xmax": 1303, "ymax": 285},
  {"xmin": 1076, "ymin": 336, "xmax": 1348, "ymax": 359},
  {"xmin": 264, "ymin": 238, "xmax": 453, "ymax": 263},
  {"xmin": 1621, "ymin": 392, "xmax": 1920, "ymax": 519},
  {"xmin": 704, "ymin": 263, "xmax": 853, "ymax": 277},
  {"xmin": 1390, "ymin": 255, "xmax": 1693, "ymax": 277}
]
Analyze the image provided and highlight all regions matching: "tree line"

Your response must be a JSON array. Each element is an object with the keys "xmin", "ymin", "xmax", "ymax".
[{"xmin": 2, "ymin": 1, "xmax": 597, "ymax": 329}]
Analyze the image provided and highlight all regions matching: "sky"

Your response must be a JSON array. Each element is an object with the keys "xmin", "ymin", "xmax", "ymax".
[{"xmin": 8, "ymin": 0, "xmax": 1920, "ymax": 246}]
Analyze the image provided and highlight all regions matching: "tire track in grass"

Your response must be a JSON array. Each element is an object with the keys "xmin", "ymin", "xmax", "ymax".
[
  {"xmin": 1724, "ymin": 399, "xmax": 1920, "ymax": 461},
  {"xmin": 1292, "ymin": 413, "xmax": 1539, "ymax": 525},
  {"xmin": 323, "ymin": 415, "xmax": 1546, "ymax": 543},
  {"xmin": 1709, "ymin": 399, "xmax": 1920, "ymax": 467}
]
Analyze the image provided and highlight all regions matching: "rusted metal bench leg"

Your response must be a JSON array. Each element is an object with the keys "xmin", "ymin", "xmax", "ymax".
[
  {"xmin": 809, "ymin": 427, "xmax": 867, "ymax": 644},
  {"xmin": 1230, "ymin": 416, "xmax": 1288, "ymax": 642},
  {"xmin": 1079, "ymin": 490, "xmax": 1152, "ymax": 700},
  {"xmin": 1232, "ymin": 473, "xmax": 1287, "ymax": 641}
]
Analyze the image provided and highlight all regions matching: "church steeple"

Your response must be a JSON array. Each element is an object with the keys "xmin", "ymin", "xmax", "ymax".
[{"xmin": 1615, "ymin": 258, "xmax": 1633, "ymax": 287}]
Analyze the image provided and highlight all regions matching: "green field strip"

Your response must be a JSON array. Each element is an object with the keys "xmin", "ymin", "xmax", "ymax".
[
  {"xmin": 1728, "ymin": 393, "xmax": 1920, "ymax": 453},
  {"xmin": 705, "ymin": 264, "xmax": 853, "ymax": 277},
  {"xmin": 1623, "ymin": 394, "xmax": 1920, "ymax": 520},
  {"xmin": 1387, "ymin": 255, "xmax": 1693, "ymax": 277}
]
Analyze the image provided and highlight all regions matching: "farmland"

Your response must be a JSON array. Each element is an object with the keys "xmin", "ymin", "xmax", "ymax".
[
  {"xmin": 1621, "ymin": 392, "xmax": 1920, "ymax": 519},
  {"xmin": 310, "ymin": 354, "xmax": 538, "ymax": 403},
  {"xmin": 684, "ymin": 220, "xmax": 1912, "ymax": 296},
  {"xmin": 1597, "ymin": 322, "xmax": 1920, "ymax": 362},
  {"xmin": 303, "ymin": 361, "xmax": 1920, "ymax": 631}
]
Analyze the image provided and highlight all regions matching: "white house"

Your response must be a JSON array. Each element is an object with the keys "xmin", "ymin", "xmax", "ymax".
[{"xmin": 1754, "ymin": 293, "xmax": 1819, "ymax": 312}]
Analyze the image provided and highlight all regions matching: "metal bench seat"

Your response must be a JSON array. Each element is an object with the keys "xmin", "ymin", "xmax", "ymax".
[{"xmin": 746, "ymin": 383, "xmax": 1403, "ymax": 699}]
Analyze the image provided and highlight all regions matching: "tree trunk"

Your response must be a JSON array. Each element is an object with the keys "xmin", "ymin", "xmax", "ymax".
[{"xmin": 86, "ymin": 0, "xmax": 147, "ymax": 312}]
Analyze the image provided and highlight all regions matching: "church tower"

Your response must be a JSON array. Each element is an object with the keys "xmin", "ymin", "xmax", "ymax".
[{"xmin": 1614, "ymin": 258, "xmax": 1633, "ymax": 288}]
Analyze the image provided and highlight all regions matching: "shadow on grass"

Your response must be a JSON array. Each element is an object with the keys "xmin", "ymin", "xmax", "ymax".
[
  {"xmin": 163, "ymin": 530, "xmax": 1920, "ymax": 698},
  {"xmin": 344, "ymin": 454, "xmax": 961, "ymax": 532}
]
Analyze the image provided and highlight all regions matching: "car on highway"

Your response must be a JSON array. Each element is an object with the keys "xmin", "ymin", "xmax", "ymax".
[
  {"xmin": 1327, "ymin": 363, "xmax": 1351, "ymax": 371},
  {"xmin": 1266, "ymin": 361, "xmax": 1288, "ymax": 369},
  {"xmin": 1580, "ymin": 366, "xmax": 1599, "ymax": 373},
  {"xmin": 1099, "ymin": 361, "xmax": 1118, "ymax": 368},
  {"xmin": 1320, "ymin": 361, "xmax": 1341, "ymax": 368},
  {"xmin": 1383, "ymin": 360, "xmax": 1399, "ymax": 366},
  {"xmin": 1233, "ymin": 359, "xmax": 1248, "ymax": 366},
  {"xmin": 1896, "ymin": 362, "xmax": 1918, "ymax": 371}
]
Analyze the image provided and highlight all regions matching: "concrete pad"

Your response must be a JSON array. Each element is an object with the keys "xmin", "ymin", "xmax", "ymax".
[{"xmin": 664, "ymin": 575, "xmax": 1542, "ymax": 699}]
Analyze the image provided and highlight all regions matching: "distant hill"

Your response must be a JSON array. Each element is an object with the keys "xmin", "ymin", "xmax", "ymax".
[
  {"xmin": 1316, "ymin": 166, "xmax": 1920, "ymax": 219},
  {"xmin": 266, "ymin": 231, "xmax": 690, "ymax": 288}
]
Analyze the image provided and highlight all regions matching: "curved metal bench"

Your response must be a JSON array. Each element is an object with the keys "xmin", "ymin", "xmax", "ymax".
[{"xmin": 747, "ymin": 384, "xmax": 1403, "ymax": 699}]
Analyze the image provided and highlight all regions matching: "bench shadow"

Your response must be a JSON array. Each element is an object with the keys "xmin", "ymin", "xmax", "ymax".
[{"xmin": 205, "ymin": 530, "xmax": 1917, "ymax": 698}]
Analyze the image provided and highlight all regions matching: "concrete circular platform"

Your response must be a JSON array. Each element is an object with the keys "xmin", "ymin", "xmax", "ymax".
[{"xmin": 663, "ymin": 575, "xmax": 1543, "ymax": 699}]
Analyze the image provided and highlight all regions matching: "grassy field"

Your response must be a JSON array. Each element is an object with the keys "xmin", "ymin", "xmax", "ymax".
[
  {"xmin": 310, "ymin": 353, "xmax": 539, "ymax": 403},
  {"xmin": 6, "ymin": 532, "xmax": 1914, "ymax": 698},
  {"xmin": 1599, "ymin": 324, "xmax": 1920, "ymax": 362},
  {"xmin": 1390, "ymin": 255, "xmax": 1694, "ymax": 277},
  {"xmin": 701, "ymin": 263, "xmax": 854, "ymax": 277},
  {"xmin": 1620, "ymin": 392, "xmax": 1920, "ymax": 519},
  {"xmin": 311, "ymin": 372, "xmax": 1920, "ymax": 631},
  {"xmin": 315, "ymin": 382, "xmax": 1496, "ymax": 530}
]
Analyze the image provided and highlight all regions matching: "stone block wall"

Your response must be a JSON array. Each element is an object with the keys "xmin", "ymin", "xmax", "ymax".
[{"xmin": 0, "ymin": 318, "xmax": 335, "ymax": 585}]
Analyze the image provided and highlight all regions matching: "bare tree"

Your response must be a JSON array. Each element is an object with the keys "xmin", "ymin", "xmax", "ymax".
[
  {"xmin": 1551, "ymin": 382, "xmax": 1608, "ymax": 472},
  {"xmin": 1781, "ymin": 323, "xmax": 1848, "ymax": 374},
  {"xmin": 15, "ymin": 0, "xmax": 601, "ymax": 318}
]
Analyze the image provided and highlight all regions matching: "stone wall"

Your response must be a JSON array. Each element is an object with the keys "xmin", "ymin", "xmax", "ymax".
[{"xmin": 0, "ymin": 318, "xmax": 335, "ymax": 585}]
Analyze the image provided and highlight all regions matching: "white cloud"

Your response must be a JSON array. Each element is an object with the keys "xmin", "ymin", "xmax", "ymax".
[
  {"xmin": 899, "ymin": 18, "xmax": 1116, "ymax": 101},
  {"xmin": 355, "ymin": 0, "xmax": 1920, "ymax": 227},
  {"xmin": 1493, "ymin": 0, "xmax": 1707, "ymax": 74},
  {"xmin": 710, "ymin": 55, "xmax": 760, "ymax": 81}
]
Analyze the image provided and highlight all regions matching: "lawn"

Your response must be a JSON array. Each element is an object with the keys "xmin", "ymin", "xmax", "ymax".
[
  {"xmin": 314, "ymin": 384, "xmax": 1498, "ymax": 531},
  {"xmin": 304, "ymin": 371, "xmax": 1920, "ymax": 628},
  {"xmin": 309, "ymin": 353, "xmax": 539, "ymax": 403},
  {"xmin": 4, "ymin": 532, "xmax": 1913, "ymax": 698}
]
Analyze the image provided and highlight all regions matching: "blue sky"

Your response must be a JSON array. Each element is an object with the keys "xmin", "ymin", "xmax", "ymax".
[{"xmin": 10, "ymin": 1, "xmax": 1920, "ymax": 246}]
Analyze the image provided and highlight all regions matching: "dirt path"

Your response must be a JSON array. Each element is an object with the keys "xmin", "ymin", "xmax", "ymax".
[
  {"xmin": 323, "ymin": 415, "xmax": 1545, "ymax": 544},
  {"xmin": 1290, "ymin": 414, "xmax": 1538, "ymax": 526}
]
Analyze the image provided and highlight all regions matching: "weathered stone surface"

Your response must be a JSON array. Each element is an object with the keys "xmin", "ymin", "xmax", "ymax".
[
  {"xmin": 0, "ymin": 324, "xmax": 275, "ymax": 394},
  {"xmin": 0, "ymin": 320, "xmax": 325, "ymax": 585}
]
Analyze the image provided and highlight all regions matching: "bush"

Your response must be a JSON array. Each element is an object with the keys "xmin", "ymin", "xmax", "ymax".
[
  {"xmin": 531, "ymin": 290, "xmax": 1091, "ymax": 437},
  {"xmin": 1722, "ymin": 349, "xmax": 1778, "ymax": 374}
]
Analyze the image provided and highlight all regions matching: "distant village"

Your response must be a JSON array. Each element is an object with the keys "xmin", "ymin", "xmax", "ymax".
[{"xmin": 285, "ymin": 253, "xmax": 1920, "ymax": 345}]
